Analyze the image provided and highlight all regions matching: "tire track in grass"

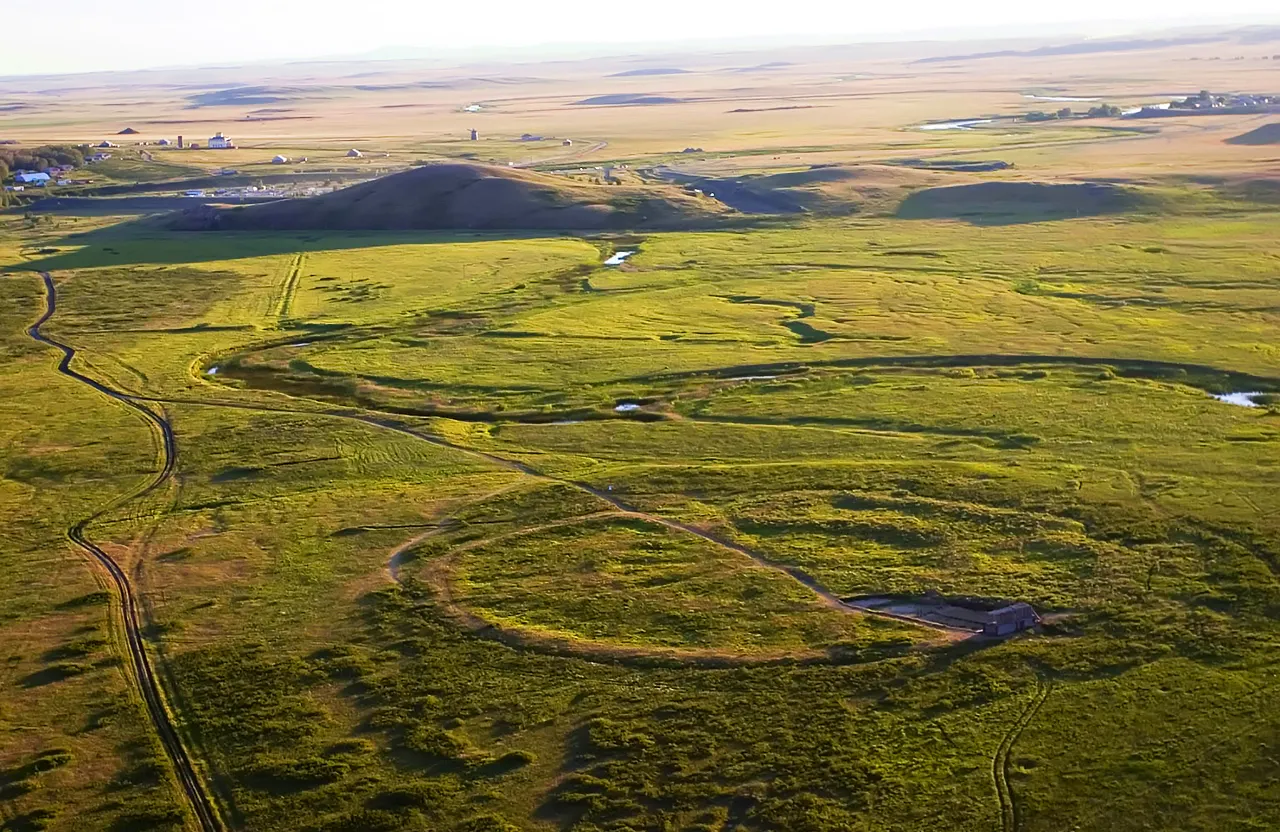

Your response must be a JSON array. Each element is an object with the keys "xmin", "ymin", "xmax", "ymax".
[
  {"xmin": 993, "ymin": 678, "xmax": 1052, "ymax": 832},
  {"xmin": 274, "ymin": 252, "xmax": 305, "ymax": 324},
  {"xmin": 26, "ymin": 273, "xmax": 223, "ymax": 832},
  {"xmin": 129, "ymin": 389, "xmax": 972, "ymax": 641}
]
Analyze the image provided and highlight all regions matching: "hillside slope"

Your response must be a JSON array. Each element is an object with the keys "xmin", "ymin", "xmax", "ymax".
[
  {"xmin": 171, "ymin": 163, "xmax": 728, "ymax": 231},
  {"xmin": 896, "ymin": 181, "xmax": 1150, "ymax": 224},
  {"xmin": 1225, "ymin": 123, "xmax": 1280, "ymax": 145}
]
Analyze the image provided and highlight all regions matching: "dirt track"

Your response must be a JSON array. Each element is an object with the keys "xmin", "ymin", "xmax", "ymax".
[
  {"xmin": 992, "ymin": 679, "xmax": 1052, "ymax": 831},
  {"xmin": 120, "ymin": 387, "xmax": 972, "ymax": 653},
  {"xmin": 26, "ymin": 273, "xmax": 223, "ymax": 832}
]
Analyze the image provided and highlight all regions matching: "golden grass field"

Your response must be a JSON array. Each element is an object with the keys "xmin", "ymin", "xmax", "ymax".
[{"xmin": 4, "ymin": 32, "xmax": 1277, "ymax": 180}]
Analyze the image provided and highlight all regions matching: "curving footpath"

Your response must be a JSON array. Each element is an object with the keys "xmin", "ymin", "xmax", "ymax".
[{"xmin": 26, "ymin": 273, "xmax": 223, "ymax": 832}]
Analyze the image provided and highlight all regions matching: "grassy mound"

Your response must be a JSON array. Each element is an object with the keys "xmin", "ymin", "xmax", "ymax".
[
  {"xmin": 654, "ymin": 164, "xmax": 950, "ymax": 215},
  {"xmin": 170, "ymin": 163, "xmax": 727, "ymax": 232},
  {"xmin": 1225, "ymin": 123, "xmax": 1280, "ymax": 145},
  {"xmin": 896, "ymin": 181, "xmax": 1149, "ymax": 224}
]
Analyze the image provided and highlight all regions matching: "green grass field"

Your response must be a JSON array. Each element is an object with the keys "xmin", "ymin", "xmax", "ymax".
[{"xmin": 2, "ymin": 183, "xmax": 1278, "ymax": 832}]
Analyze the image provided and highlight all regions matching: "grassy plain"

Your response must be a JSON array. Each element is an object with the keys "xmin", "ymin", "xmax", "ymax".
[
  {"xmin": 3, "ymin": 28, "xmax": 1280, "ymax": 832},
  {"xmin": 4, "ymin": 198, "xmax": 1278, "ymax": 831}
]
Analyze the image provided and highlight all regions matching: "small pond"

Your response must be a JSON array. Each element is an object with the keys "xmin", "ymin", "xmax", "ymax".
[
  {"xmin": 1212, "ymin": 391, "xmax": 1265, "ymax": 408},
  {"xmin": 918, "ymin": 119, "xmax": 993, "ymax": 131},
  {"xmin": 604, "ymin": 251, "xmax": 635, "ymax": 266}
]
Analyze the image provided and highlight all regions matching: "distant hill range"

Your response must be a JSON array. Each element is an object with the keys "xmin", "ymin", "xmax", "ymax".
[
  {"xmin": 169, "ymin": 164, "xmax": 728, "ymax": 232},
  {"xmin": 608, "ymin": 68, "xmax": 690, "ymax": 77},
  {"xmin": 1226, "ymin": 123, "xmax": 1280, "ymax": 145}
]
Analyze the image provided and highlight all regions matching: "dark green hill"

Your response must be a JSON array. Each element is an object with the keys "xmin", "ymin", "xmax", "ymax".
[
  {"xmin": 896, "ymin": 181, "xmax": 1149, "ymax": 224},
  {"xmin": 170, "ymin": 163, "xmax": 727, "ymax": 232},
  {"xmin": 1225, "ymin": 123, "xmax": 1280, "ymax": 145}
]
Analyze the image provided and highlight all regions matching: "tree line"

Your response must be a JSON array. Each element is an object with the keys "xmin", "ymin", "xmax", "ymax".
[
  {"xmin": 0, "ymin": 144, "xmax": 87, "ymax": 180},
  {"xmin": 1024, "ymin": 104, "xmax": 1124, "ymax": 122}
]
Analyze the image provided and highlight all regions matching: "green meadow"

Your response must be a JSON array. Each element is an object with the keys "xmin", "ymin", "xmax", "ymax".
[{"xmin": 2, "ymin": 204, "xmax": 1278, "ymax": 831}]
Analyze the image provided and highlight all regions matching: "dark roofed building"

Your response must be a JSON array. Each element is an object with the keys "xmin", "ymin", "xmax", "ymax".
[{"xmin": 984, "ymin": 602, "xmax": 1040, "ymax": 636}]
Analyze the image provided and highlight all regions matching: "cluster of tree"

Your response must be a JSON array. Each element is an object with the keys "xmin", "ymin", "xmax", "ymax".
[
  {"xmin": 1086, "ymin": 104, "xmax": 1123, "ymax": 118},
  {"xmin": 1025, "ymin": 108, "xmax": 1075, "ymax": 122},
  {"xmin": 0, "ymin": 144, "xmax": 86, "ymax": 180},
  {"xmin": 1024, "ymin": 104, "xmax": 1123, "ymax": 122}
]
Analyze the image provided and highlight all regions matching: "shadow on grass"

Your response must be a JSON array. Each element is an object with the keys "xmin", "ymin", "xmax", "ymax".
[
  {"xmin": 3, "ymin": 220, "xmax": 576, "ymax": 272},
  {"xmin": 19, "ymin": 662, "xmax": 90, "ymax": 688},
  {"xmin": 2, "ymin": 212, "xmax": 768, "ymax": 273},
  {"xmin": 1, "ymin": 809, "xmax": 58, "ymax": 832}
]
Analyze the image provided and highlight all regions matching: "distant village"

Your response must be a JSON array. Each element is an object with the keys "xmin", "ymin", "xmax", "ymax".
[
  {"xmin": 1, "ymin": 130, "xmax": 318, "ymax": 195},
  {"xmin": 1128, "ymin": 90, "xmax": 1280, "ymax": 117},
  {"xmin": 3, "ymin": 123, "xmax": 595, "ymax": 198}
]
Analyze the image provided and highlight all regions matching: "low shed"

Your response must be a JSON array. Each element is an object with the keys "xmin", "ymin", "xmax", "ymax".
[{"xmin": 983, "ymin": 603, "xmax": 1040, "ymax": 636}]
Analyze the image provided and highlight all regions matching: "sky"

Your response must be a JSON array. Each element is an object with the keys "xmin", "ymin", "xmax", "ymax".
[{"xmin": 3, "ymin": 0, "xmax": 1278, "ymax": 76}]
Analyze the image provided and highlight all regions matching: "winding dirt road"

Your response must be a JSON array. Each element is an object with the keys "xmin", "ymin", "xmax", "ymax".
[{"xmin": 26, "ymin": 273, "xmax": 223, "ymax": 832}]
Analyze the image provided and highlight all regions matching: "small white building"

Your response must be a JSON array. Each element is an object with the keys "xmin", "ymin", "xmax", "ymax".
[
  {"xmin": 15, "ymin": 172, "xmax": 51, "ymax": 184},
  {"xmin": 271, "ymin": 155, "xmax": 289, "ymax": 164},
  {"xmin": 346, "ymin": 148, "xmax": 362, "ymax": 158},
  {"xmin": 157, "ymin": 138, "xmax": 171, "ymax": 146},
  {"xmin": 208, "ymin": 132, "xmax": 234, "ymax": 149}
]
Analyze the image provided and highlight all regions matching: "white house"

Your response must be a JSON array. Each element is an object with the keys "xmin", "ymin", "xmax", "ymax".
[
  {"xmin": 346, "ymin": 149, "xmax": 362, "ymax": 158},
  {"xmin": 208, "ymin": 132, "xmax": 234, "ymax": 149},
  {"xmin": 14, "ymin": 172, "xmax": 51, "ymax": 184},
  {"xmin": 271, "ymin": 155, "xmax": 289, "ymax": 164}
]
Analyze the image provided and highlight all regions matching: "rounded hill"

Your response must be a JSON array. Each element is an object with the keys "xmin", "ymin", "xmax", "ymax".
[
  {"xmin": 895, "ymin": 181, "xmax": 1150, "ymax": 224},
  {"xmin": 1225, "ymin": 123, "xmax": 1280, "ymax": 145},
  {"xmin": 170, "ymin": 163, "xmax": 728, "ymax": 232}
]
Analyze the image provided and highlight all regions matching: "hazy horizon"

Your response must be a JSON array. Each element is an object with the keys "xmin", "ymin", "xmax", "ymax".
[{"xmin": 3, "ymin": 0, "xmax": 1278, "ymax": 77}]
